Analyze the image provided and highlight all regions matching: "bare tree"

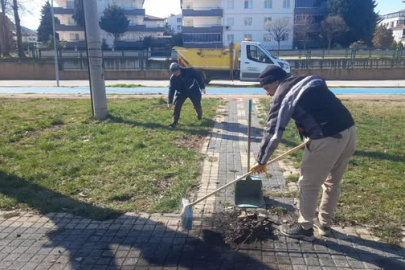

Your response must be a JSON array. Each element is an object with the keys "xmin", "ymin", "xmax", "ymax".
[
  {"xmin": 0, "ymin": 0, "xmax": 11, "ymax": 56},
  {"xmin": 12, "ymin": 0, "xmax": 24, "ymax": 57},
  {"xmin": 320, "ymin": 15, "xmax": 348, "ymax": 49},
  {"xmin": 265, "ymin": 18, "xmax": 292, "ymax": 52},
  {"xmin": 293, "ymin": 14, "xmax": 313, "ymax": 50},
  {"xmin": 0, "ymin": 13, "xmax": 13, "ymax": 56}
]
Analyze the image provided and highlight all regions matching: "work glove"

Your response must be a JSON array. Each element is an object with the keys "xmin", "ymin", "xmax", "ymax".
[
  {"xmin": 167, "ymin": 104, "xmax": 172, "ymax": 109},
  {"xmin": 250, "ymin": 163, "xmax": 267, "ymax": 174}
]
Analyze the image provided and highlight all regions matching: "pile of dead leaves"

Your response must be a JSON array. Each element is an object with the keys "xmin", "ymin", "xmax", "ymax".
[{"xmin": 223, "ymin": 212, "xmax": 275, "ymax": 245}]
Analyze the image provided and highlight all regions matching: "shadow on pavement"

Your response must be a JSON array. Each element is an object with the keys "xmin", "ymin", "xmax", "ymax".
[
  {"xmin": 0, "ymin": 171, "xmax": 274, "ymax": 269},
  {"xmin": 309, "ymin": 230, "xmax": 405, "ymax": 269}
]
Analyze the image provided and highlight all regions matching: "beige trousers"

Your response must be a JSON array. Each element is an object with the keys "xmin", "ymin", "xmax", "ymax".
[{"xmin": 298, "ymin": 126, "xmax": 356, "ymax": 229}]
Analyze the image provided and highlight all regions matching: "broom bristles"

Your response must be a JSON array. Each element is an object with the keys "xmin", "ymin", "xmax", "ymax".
[{"xmin": 180, "ymin": 199, "xmax": 193, "ymax": 230}]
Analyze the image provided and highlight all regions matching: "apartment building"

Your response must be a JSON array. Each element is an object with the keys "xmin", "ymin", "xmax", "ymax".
[
  {"xmin": 181, "ymin": 0, "xmax": 223, "ymax": 48},
  {"xmin": 380, "ymin": 9, "xmax": 405, "ymax": 45},
  {"xmin": 180, "ymin": 0, "xmax": 294, "ymax": 49},
  {"xmin": 167, "ymin": 14, "xmax": 182, "ymax": 34},
  {"xmin": 53, "ymin": 0, "xmax": 165, "ymax": 48},
  {"xmin": 224, "ymin": 0, "xmax": 294, "ymax": 50},
  {"xmin": 294, "ymin": 0, "xmax": 327, "ymax": 48}
]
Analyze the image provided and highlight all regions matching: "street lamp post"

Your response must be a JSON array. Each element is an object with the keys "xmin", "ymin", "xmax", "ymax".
[
  {"xmin": 50, "ymin": 0, "xmax": 60, "ymax": 87},
  {"xmin": 82, "ymin": 0, "xmax": 108, "ymax": 119}
]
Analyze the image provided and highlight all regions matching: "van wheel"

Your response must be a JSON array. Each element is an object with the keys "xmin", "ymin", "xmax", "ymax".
[{"xmin": 233, "ymin": 70, "xmax": 240, "ymax": 80}]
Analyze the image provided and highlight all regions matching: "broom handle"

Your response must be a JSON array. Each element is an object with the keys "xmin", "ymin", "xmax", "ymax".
[{"xmin": 189, "ymin": 140, "xmax": 308, "ymax": 206}]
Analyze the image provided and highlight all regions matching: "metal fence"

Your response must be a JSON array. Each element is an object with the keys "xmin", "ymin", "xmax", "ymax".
[{"xmin": 33, "ymin": 48, "xmax": 405, "ymax": 71}]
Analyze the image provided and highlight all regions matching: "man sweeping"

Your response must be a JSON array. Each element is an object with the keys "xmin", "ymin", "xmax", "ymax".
[
  {"xmin": 250, "ymin": 66, "xmax": 356, "ymax": 241},
  {"xmin": 167, "ymin": 63, "xmax": 206, "ymax": 128}
]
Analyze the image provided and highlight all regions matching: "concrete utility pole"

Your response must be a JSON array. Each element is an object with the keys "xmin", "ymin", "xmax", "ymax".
[
  {"xmin": 50, "ymin": 0, "xmax": 60, "ymax": 87},
  {"xmin": 83, "ymin": 0, "xmax": 108, "ymax": 119}
]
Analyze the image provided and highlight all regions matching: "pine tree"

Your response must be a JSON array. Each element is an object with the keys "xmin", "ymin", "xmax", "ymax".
[
  {"xmin": 72, "ymin": 0, "xmax": 85, "ymax": 28},
  {"xmin": 328, "ymin": 0, "xmax": 379, "ymax": 46},
  {"xmin": 99, "ymin": 4, "xmax": 129, "ymax": 47},
  {"xmin": 37, "ymin": 1, "xmax": 60, "ymax": 43}
]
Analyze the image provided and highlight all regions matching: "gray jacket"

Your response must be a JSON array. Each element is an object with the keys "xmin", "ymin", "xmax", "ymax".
[{"xmin": 256, "ymin": 75, "xmax": 354, "ymax": 165}]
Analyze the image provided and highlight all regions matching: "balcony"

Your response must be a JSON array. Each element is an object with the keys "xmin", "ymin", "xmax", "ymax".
[
  {"xmin": 53, "ymin": 7, "xmax": 74, "ymax": 14},
  {"xmin": 127, "ymin": 25, "xmax": 165, "ymax": 32},
  {"xmin": 55, "ymin": 24, "xmax": 84, "ymax": 31},
  {"xmin": 182, "ymin": 25, "xmax": 223, "ymax": 34},
  {"xmin": 182, "ymin": 9, "xmax": 223, "ymax": 17},
  {"xmin": 124, "ymin": 9, "xmax": 145, "ymax": 16}
]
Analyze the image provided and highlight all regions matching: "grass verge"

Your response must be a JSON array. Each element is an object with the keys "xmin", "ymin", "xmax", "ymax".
[
  {"xmin": 259, "ymin": 98, "xmax": 405, "ymax": 245},
  {"xmin": 0, "ymin": 97, "xmax": 219, "ymax": 219}
]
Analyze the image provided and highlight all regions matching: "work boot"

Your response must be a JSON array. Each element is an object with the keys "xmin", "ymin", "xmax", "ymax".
[
  {"xmin": 313, "ymin": 218, "xmax": 331, "ymax": 237},
  {"xmin": 197, "ymin": 115, "xmax": 202, "ymax": 120},
  {"xmin": 168, "ymin": 122, "xmax": 177, "ymax": 129},
  {"xmin": 279, "ymin": 224, "xmax": 315, "ymax": 241}
]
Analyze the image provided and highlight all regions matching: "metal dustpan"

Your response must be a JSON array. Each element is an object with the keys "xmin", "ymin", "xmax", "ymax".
[{"xmin": 234, "ymin": 99, "xmax": 265, "ymax": 208}]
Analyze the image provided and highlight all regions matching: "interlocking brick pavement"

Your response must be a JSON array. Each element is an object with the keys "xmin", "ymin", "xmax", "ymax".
[{"xmin": 0, "ymin": 98, "xmax": 404, "ymax": 269}]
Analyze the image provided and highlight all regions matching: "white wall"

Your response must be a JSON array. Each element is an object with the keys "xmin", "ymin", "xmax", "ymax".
[
  {"xmin": 393, "ymin": 28, "xmax": 405, "ymax": 45},
  {"xmin": 183, "ymin": 17, "xmax": 222, "ymax": 27},
  {"xmin": 182, "ymin": 0, "xmax": 221, "ymax": 9},
  {"xmin": 380, "ymin": 17, "xmax": 403, "ymax": 29}
]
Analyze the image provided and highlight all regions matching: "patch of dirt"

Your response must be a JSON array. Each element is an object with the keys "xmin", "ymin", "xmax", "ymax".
[{"xmin": 174, "ymin": 134, "xmax": 205, "ymax": 150}]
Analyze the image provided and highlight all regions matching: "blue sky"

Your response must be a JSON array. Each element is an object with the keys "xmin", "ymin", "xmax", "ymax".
[{"xmin": 21, "ymin": 0, "xmax": 405, "ymax": 30}]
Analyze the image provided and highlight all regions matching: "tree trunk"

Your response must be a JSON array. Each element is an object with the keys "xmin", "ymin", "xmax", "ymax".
[
  {"xmin": 12, "ymin": 0, "xmax": 24, "ymax": 57},
  {"xmin": 0, "ymin": 0, "xmax": 11, "ymax": 56}
]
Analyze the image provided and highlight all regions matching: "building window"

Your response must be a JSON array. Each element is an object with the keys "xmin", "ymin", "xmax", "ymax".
[
  {"xmin": 244, "ymin": 17, "xmax": 252, "ymax": 26},
  {"xmin": 264, "ymin": 17, "xmax": 272, "ymax": 24},
  {"xmin": 177, "ymin": 25, "xmax": 182, "ymax": 31},
  {"xmin": 177, "ymin": 18, "xmax": 182, "ymax": 23},
  {"xmin": 244, "ymin": 34, "xmax": 252, "ymax": 39},
  {"xmin": 227, "ymin": 0, "xmax": 234, "ymax": 9},
  {"xmin": 282, "ymin": 33, "xmax": 289, "ymax": 41},
  {"xmin": 283, "ymin": 0, "xmax": 290, "ymax": 8},
  {"xmin": 68, "ymin": 17, "xmax": 76, "ymax": 25},
  {"xmin": 184, "ymin": 19, "xmax": 193, "ymax": 26},
  {"xmin": 70, "ymin": 33, "xmax": 80, "ymax": 41},
  {"xmin": 264, "ymin": 0, "xmax": 272, "ymax": 9},
  {"xmin": 227, "ymin": 17, "xmax": 234, "ymax": 26},
  {"xmin": 244, "ymin": 0, "xmax": 253, "ymax": 9},
  {"xmin": 66, "ymin": 0, "xmax": 74, "ymax": 9},
  {"xmin": 263, "ymin": 33, "xmax": 272, "ymax": 41},
  {"xmin": 227, "ymin": 34, "xmax": 234, "ymax": 43}
]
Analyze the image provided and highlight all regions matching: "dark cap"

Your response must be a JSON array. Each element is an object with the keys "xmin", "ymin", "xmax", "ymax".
[
  {"xmin": 259, "ymin": 65, "xmax": 287, "ymax": 87},
  {"xmin": 169, "ymin": 62, "xmax": 180, "ymax": 72}
]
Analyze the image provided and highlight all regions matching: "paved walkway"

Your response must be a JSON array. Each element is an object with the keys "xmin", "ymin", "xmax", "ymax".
[{"xmin": 0, "ymin": 98, "xmax": 404, "ymax": 270}]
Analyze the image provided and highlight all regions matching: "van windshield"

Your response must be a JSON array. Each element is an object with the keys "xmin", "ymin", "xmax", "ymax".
[
  {"xmin": 259, "ymin": 44, "xmax": 278, "ymax": 59},
  {"xmin": 246, "ymin": 45, "xmax": 274, "ymax": 64}
]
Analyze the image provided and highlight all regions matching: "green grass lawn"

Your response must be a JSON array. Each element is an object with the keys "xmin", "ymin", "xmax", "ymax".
[
  {"xmin": 0, "ymin": 97, "xmax": 219, "ymax": 219},
  {"xmin": 260, "ymin": 98, "xmax": 405, "ymax": 245}
]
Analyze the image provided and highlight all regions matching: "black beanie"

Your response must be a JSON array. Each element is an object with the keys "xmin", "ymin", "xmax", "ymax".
[{"xmin": 259, "ymin": 65, "xmax": 287, "ymax": 87}]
